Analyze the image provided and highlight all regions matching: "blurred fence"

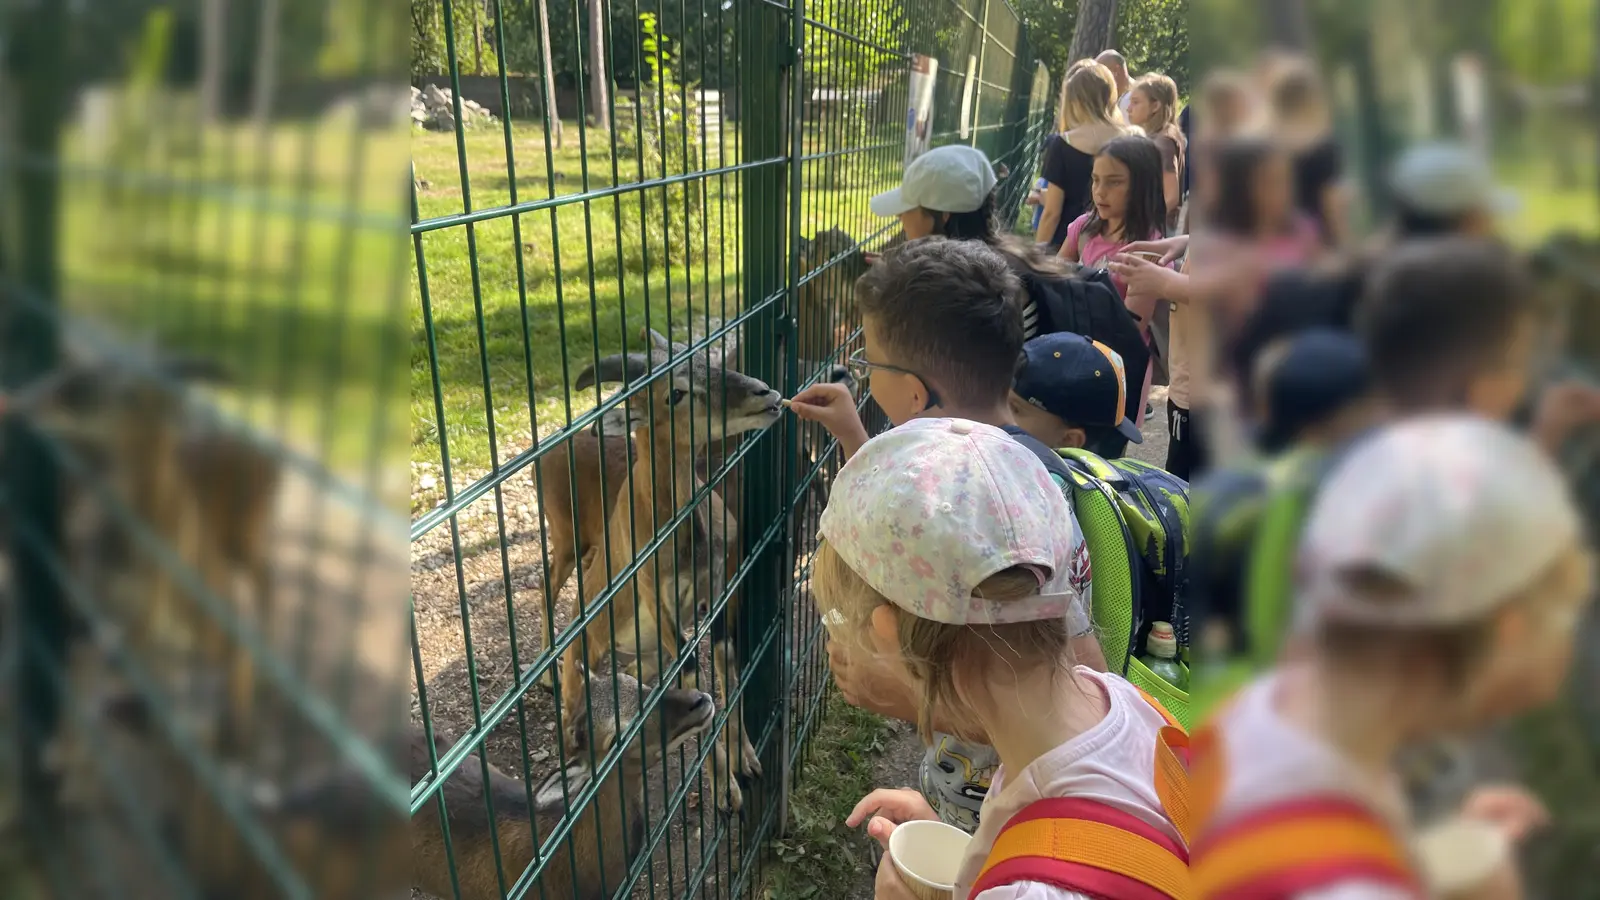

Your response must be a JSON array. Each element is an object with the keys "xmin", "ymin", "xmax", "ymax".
[
  {"xmin": 407, "ymin": 0, "xmax": 1052, "ymax": 898},
  {"xmin": 1, "ymin": 2, "xmax": 411, "ymax": 899}
]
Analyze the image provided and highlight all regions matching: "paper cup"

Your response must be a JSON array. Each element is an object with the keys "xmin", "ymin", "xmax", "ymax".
[
  {"xmin": 1416, "ymin": 816, "xmax": 1509, "ymax": 899},
  {"xmin": 887, "ymin": 819, "xmax": 972, "ymax": 900}
]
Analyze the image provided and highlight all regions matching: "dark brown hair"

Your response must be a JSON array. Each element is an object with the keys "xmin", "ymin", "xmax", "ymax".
[
  {"xmin": 1355, "ymin": 238, "xmax": 1539, "ymax": 410},
  {"xmin": 855, "ymin": 237, "xmax": 1025, "ymax": 409},
  {"xmin": 1083, "ymin": 135, "xmax": 1168, "ymax": 243}
]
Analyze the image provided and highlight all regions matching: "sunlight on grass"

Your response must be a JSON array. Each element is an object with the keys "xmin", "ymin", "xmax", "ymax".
[{"xmin": 410, "ymin": 121, "xmax": 903, "ymax": 475}]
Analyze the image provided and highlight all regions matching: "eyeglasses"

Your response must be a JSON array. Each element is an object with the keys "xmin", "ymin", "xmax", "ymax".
[{"xmin": 846, "ymin": 348, "xmax": 942, "ymax": 407}]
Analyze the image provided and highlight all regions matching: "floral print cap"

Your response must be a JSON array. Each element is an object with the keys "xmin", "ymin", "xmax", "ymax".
[{"xmin": 818, "ymin": 417, "xmax": 1083, "ymax": 625}]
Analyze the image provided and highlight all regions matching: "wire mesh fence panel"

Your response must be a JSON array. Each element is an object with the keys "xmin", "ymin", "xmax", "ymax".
[
  {"xmin": 1, "ymin": 2, "xmax": 411, "ymax": 899},
  {"xmin": 407, "ymin": 0, "xmax": 1052, "ymax": 897}
]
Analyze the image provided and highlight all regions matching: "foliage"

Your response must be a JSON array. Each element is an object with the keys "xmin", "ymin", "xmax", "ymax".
[
  {"xmin": 804, "ymin": 0, "xmax": 908, "ymax": 90},
  {"xmin": 412, "ymin": 0, "xmax": 448, "ymax": 76},
  {"xmin": 1115, "ymin": 0, "xmax": 1190, "ymax": 92},
  {"xmin": 1010, "ymin": 0, "xmax": 1189, "ymax": 93},
  {"xmin": 619, "ymin": 12, "xmax": 712, "ymax": 268}
]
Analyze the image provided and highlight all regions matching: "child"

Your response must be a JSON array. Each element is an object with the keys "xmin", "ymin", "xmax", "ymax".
[
  {"xmin": 1191, "ymin": 416, "xmax": 1593, "ymax": 898},
  {"xmin": 1008, "ymin": 331, "xmax": 1145, "ymax": 454},
  {"xmin": 1250, "ymin": 328, "xmax": 1378, "ymax": 455},
  {"xmin": 1059, "ymin": 134, "xmax": 1169, "ymax": 429},
  {"xmin": 1356, "ymin": 237, "xmax": 1600, "ymax": 456},
  {"xmin": 815, "ymin": 419, "xmax": 1188, "ymax": 899},
  {"xmin": 788, "ymin": 237, "xmax": 1109, "ymax": 834},
  {"xmin": 1204, "ymin": 137, "xmax": 1320, "ymax": 272}
]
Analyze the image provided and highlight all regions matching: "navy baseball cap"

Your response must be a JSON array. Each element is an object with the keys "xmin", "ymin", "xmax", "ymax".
[
  {"xmin": 1014, "ymin": 332, "xmax": 1144, "ymax": 444},
  {"xmin": 1256, "ymin": 328, "xmax": 1372, "ymax": 453}
]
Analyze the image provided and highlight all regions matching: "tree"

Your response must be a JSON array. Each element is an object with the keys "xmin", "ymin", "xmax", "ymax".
[
  {"xmin": 1263, "ymin": 0, "xmax": 1310, "ymax": 50},
  {"xmin": 1067, "ymin": 0, "xmax": 1119, "ymax": 66},
  {"xmin": 536, "ymin": 0, "xmax": 564, "ymax": 146},
  {"xmin": 589, "ymin": 0, "xmax": 609, "ymax": 128}
]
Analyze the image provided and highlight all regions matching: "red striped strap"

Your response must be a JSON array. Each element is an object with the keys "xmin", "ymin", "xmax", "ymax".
[
  {"xmin": 1192, "ymin": 796, "xmax": 1424, "ymax": 900},
  {"xmin": 969, "ymin": 797, "xmax": 1191, "ymax": 900}
]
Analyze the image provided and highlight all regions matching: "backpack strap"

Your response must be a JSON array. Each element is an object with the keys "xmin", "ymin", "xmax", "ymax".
[
  {"xmin": 969, "ymin": 797, "xmax": 1191, "ymax": 900},
  {"xmin": 1132, "ymin": 687, "xmax": 1194, "ymax": 846},
  {"xmin": 1191, "ymin": 796, "xmax": 1424, "ymax": 900}
]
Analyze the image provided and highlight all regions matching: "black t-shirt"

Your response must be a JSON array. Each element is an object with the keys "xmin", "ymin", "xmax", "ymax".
[
  {"xmin": 1041, "ymin": 134, "xmax": 1096, "ymax": 249},
  {"xmin": 1293, "ymin": 137, "xmax": 1343, "ymax": 237},
  {"xmin": 1000, "ymin": 424, "xmax": 1076, "ymax": 481},
  {"xmin": 1227, "ymin": 263, "xmax": 1367, "ymax": 408}
]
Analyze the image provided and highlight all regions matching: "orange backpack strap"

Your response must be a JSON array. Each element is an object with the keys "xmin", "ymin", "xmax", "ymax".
[
  {"xmin": 1134, "ymin": 686, "xmax": 1195, "ymax": 847},
  {"xmin": 970, "ymin": 797, "xmax": 1192, "ymax": 900},
  {"xmin": 1191, "ymin": 796, "xmax": 1425, "ymax": 900}
]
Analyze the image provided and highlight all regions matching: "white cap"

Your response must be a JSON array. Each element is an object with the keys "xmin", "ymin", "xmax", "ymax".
[
  {"xmin": 1298, "ymin": 415, "xmax": 1586, "ymax": 627},
  {"xmin": 818, "ymin": 417, "xmax": 1084, "ymax": 625},
  {"xmin": 1390, "ymin": 142, "xmax": 1518, "ymax": 219},
  {"xmin": 870, "ymin": 145, "xmax": 998, "ymax": 218}
]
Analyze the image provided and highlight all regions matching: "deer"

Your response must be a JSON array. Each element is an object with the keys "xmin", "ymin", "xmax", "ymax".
[
  {"xmin": 5, "ymin": 353, "xmax": 282, "ymax": 642},
  {"xmin": 412, "ymin": 670, "xmax": 714, "ymax": 900},
  {"xmin": 535, "ymin": 328, "xmax": 852, "ymax": 625},
  {"xmin": 550, "ymin": 329, "xmax": 779, "ymax": 814},
  {"xmin": 5, "ymin": 352, "xmax": 275, "ymax": 760}
]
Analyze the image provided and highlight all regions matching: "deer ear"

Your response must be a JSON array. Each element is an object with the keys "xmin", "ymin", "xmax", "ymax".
[{"xmin": 533, "ymin": 760, "xmax": 593, "ymax": 814}]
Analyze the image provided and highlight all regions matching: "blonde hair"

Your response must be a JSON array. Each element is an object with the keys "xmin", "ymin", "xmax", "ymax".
[
  {"xmin": 1316, "ymin": 544, "xmax": 1595, "ymax": 687},
  {"xmin": 1266, "ymin": 56, "xmax": 1331, "ymax": 137},
  {"xmin": 1132, "ymin": 73, "xmax": 1185, "ymax": 157},
  {"xmin": 1058, "ymin": 62, "xmax": 1124, "ymax": 133},
  {"xmin": 813, "ymin": 538, "xmax": 1075, "ymax": 742}
]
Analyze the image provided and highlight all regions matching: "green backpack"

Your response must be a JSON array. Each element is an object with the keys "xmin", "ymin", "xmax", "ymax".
[{"xmin": 1044, "ymin": 448, "xmax": 1194, "ymax": 727}]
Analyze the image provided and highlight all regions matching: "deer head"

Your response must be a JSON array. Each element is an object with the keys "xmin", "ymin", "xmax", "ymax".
[
  {"xmin": 575, "ymin": 328, "xmax": 781, "ymax": 447},
  {"xmin": 535, "ymin": 667, "xmax": 714, "ymax": 810}
]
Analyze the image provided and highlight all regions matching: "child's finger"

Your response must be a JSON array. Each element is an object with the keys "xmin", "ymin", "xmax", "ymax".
[
  {"xmin": 867, "ymin": 815, "xmax": 896, "ymax": 850},
  {"xmin": 845, "ymin": 789, "xmax": 902, "ymax": 827}
]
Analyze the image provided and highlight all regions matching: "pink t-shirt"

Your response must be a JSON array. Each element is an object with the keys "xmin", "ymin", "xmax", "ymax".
[{"xmin": 1064, "ymin": 214, "xmax": 1167, "ymax": 426}]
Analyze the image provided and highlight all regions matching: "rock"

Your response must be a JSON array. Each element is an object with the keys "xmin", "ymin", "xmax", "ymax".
[{"xmin": 419, "ymin": 473, "xmax": 438, "ymax": 491}]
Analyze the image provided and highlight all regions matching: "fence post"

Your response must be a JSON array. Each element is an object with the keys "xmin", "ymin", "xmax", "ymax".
[
  {"xmin": 1, "ymin": 0, "xmax": 68, "ymax": 812},
  {"xmin": 739, "ymin": 0, "xmax": 795, "ymax": 835}
]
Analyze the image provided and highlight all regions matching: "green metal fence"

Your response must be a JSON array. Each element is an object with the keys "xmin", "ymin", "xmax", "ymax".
[
  {"xmin": 1, "ymin": 2, "xmax": 410, "ymax": 899},
  {"xmin": 407, "ymin": 0, "xmax": 1052, "ymax": 897}
]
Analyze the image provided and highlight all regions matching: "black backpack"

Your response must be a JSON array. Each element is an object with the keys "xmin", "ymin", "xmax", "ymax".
[{"xmin": 1022, "ymin": 267, "xmax": 1150, "ymax": 428}]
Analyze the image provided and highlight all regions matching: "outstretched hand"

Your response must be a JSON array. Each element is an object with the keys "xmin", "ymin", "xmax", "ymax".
[{"xmin": 787, "ymin": 381, "xmax": 870, "ymax": 458}]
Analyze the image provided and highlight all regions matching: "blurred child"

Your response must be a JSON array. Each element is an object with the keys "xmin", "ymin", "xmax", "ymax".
[
  {"xmin": 1060, "ymin": 134, "xmax": 1170, "ymax": 428},
  {"xmin": 1250, "ymin": 328, "xmax": 1379, "ymax": 455},
  {"xmin": 1356, "ymin": 236, "xmax": 1600, "ymax": 456},
  {"xmin": 815, "ymin": 419, "xmax": 1188, "ymax": 899},
  {"xmin": 1191, "ymin": 416, "xmax": 1593, "ymax": 899},
  {"xmin": 786, "ymin": 238, "xmax": 1109, "ymax": 833},
  {"xmin": 1009, "ymin": 331, "xmax": 1146, "ymax": 453},
  {"xmin": 1204, "ymin": 137, "xmax": 1320, "ymax": 272}
]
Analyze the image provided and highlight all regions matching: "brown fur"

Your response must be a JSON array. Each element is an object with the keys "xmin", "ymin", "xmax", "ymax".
[
  {"xmin": 554, "ymin": 329, "xmax": 776, "ymax": 812},
  {"xmin": 412, "ymin": 673, "xmax": 714, "ymax": 900}
]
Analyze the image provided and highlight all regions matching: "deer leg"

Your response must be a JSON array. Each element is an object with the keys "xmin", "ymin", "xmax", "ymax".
[
  {"xmin": 712, "ymin": 638, "xmax": 761, "ymax": 779},
  {"xmin": 674, "ymin": 629, "xmax": 742, "ymax": 815},
  {"xmin": 536, "ymin": 543, "xmax": 579, "ymax": 692}
]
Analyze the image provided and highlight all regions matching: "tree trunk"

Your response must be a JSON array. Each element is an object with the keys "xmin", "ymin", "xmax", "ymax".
[
  {"xmin": 251, "ymin": 0, "xmax": 280, "ymax": 130},
  {"xmin": 588, "ymin": 0, "xmax": 610, "ymax": 128},
  {"xmin": 1263, "ymin": 0, "xmax": 1311, "ymax": 51},
  {"xmin": 1067, "ymin": 0, "xmax": 1119, "ymax": 66},
  {"xmin": 472, "ymin": 0, "xmax": 484, "ymax": 74},
  {"xmin": 198, "ymin": 0, "xmax": 226, "ymax": 123},
  {"xmin": 536, "ymin": 0, "xmax": 564, "ymax": 147}
]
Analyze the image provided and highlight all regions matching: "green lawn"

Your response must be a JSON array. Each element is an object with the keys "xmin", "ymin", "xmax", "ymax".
[
  {"xmin": 53, "ymin": 117, "xmax": 410, "ymax": 477},
  {"xmin": 410, "ymin": 119, "xmax": 904, "ymax": 478}
]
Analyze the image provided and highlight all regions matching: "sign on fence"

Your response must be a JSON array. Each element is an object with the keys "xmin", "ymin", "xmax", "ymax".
[{"xmin": 905, "ymin": 53, "xmax": 938, "ymax": 166}]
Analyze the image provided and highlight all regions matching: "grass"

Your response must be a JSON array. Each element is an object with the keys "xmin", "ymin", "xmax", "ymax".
[
  {"xmin": 50, "ymin": 113, "xmax": 411, "ymax": 477},
  {"xmin": 758, "ymin": 689, "xmax": 898, "ymax": 900},
  {"xmin": 410, "ymin": 119, "xmax": 905, "ymax": 478}
]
